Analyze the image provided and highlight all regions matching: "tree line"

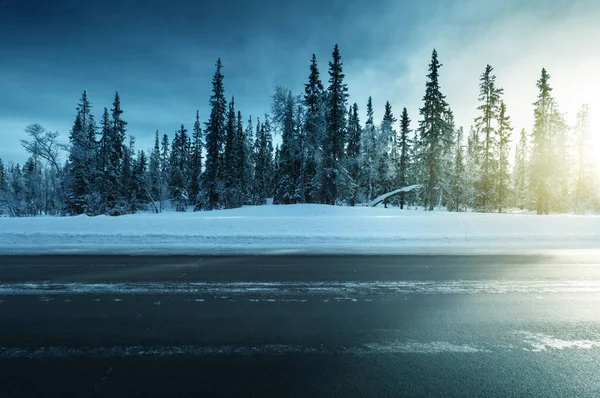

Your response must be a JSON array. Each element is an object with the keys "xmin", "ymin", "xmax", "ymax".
[{"xmin": 0, "ymin": 46, "xmax": 598, "ymax": 216}]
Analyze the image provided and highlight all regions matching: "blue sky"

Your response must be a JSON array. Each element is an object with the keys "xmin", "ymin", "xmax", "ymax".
[{"xmin": 1, "ymin": 0, "xmax": 599, "ymax": 164}]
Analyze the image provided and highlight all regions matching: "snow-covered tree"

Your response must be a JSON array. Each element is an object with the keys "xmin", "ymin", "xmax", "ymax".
[
  {"xmin": 346, "ymin": 103, "xmax": 362, "ymax": 206},
  {"xmin": 474, "ymin": 65, "xmax": 503, "ymax": 211},
  {"xmin": 302, "ymin": 54, "xmax": 326, "ymax": 203},
  {"xmin": 417, "ymin": 49, "xmax": 451, "ymax": 210},
  {"xmin": 204, "ymin": 58, "xmax": 227, "ymax": 210},
  {"xmin": 447, "ymin": 127, "xmax": 466, "ymax": 212},
  {"xmin": 189, "ymin": 111, "xmax": 203, "ymax": 210},
  {"xmin": 398, "ymin": 107, "xmax": 411, "ymax": 208},
  {"xmin": 496, "ymin": 101, "xmax": 512, "ymax": 212},
  {"xmin": 321, "ymin": 44, "xmax": 349, "ymax": 205},
  {"xmin": 513, "ymin": 128, "xmax": 529, "ymax": 210}
]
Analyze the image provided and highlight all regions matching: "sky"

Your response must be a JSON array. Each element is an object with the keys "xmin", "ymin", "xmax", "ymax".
[{"xmin": 1, "ymin": 0, "xmax": 599, "ymax": 165}]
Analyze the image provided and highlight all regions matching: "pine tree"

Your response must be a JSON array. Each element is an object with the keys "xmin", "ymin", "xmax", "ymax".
[
  {"xmin": 447, "ymin": 127, "xmax": 465, "ymax": 212},
  {"xmin": 574, "ymin": 104, "xmax": 594, "ymax": 211},
  {"xmin": 109, "ymin": 91, "xmax": 127, "ymax": 213},
  {"xmin": 346, "ymin": 103, "xmax": 361, "ymax": 206},
  {"xmin": 378, "ymin": 101, "xmax": 396, "ymax": 207},
  {"xmin": 131, "ymin": 150, "xmax": 148, "ymax": 212},
  {"xmin": 303, "ymin": 54, "xmax": 326, "ymax": 203},
  {"xmin": 361, "ymin": 96, "xmax": 378, "ymax": 201},
  {"xmin": 159, "ymin": 133, "xmax": 170, "ymax": 210},
  {"xmin": 496, "ymin": 101, "xmax": 512, "ymax": 212},
  {"xmin": 169, "ymin": 125, "xmax": 189, "ymax": 211},
  {"xmin": 530, "ymin": 68, "xmax": 554, "ymax": 215},
  {"xmin": 148, "ymin": 130, "xmax": 161, "ymax": 211},
  {"xmin": 273, "ymin": 88, "xmax": 300, "ymax": 204},
  {"xmin": 321, "ymin": 44, "xmax": 349, "ymax": 205},
  {"xmin": 418, "ymin": 49, "xmax": 451, "ymax": 210},
  {"xmin": 474, "ymin": 65, "xmax": 504, "ymax": 210},
  {"xmin": 398, "ymin": 107, "xmax": 411, "ymax": 209},
  {"xmin": 120, "ymin": 136, "xmax": 134, "ymax": 213},
  {"xmin": 189, "ymin": 111, "xmax": 203, "ymax": 210},
  {"xmin": 244, "ymin": 115, "xmax": 255, "ymax": 203},
  {"xmin": 65, "ymin": 90, "xmax": 97, "ymax": 215},
  {"xmin": 235, "ymin": 110, "xmax": 247, "ymax": 204},
  {"xmin": 252, "ymin": 117, "xmax": 274, "ymax": 204},
  {"xmin": 513, "ymin": 129, "xmax": 529, "ymax": 210},
  {"xmin": 98, "ymin": 108, "xmax": 113, "ymax": 212},
  {"xmin": 204, "ymin": 58, "xmax": 227, "ymax": 210},
  {"xmin": 223, "ymin": 97, "xmax": 237, "ymax": 208}
]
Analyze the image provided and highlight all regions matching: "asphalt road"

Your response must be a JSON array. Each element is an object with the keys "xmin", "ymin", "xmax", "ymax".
[{"xmin": 1, "ymin": 254, "xmax": 600, "ymax": 397}]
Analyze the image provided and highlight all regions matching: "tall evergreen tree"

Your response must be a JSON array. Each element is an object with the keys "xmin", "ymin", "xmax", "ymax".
[
  {"xmin": 189, "ymin": 111, "xmax": 203, "ymax": 210},
  {"xmin": 417, "ymin": 49, "xmax": 451, "ymax": 210},
  {"xmin": 530, "ymin": 68, "xmax": 554, "ymax": 215},
  {"xmin": 148, "ymin": 130, "xmax": 161, "ymax": 211},
  {"xmin": 346, "ymin": 103, "xmax": 361, "ymax": 206},
  {"xmin": 273, "ymin": 88, "xmax": 301, "ymax": 204},
  {"xmin": 109, "ymin": 91, "xmax": 127, "ymax": 212},
  {"xmin": 159, "ymin": 133, "xmax": 170, "ymax": 210},
  {"xmin": 303, "ymin": 54, "xmax": 325, "ymax": 203},
  {"xmin": 513, "ymin": 129, "xmax": 529, "ymax": 210},
  {"xmin": 496, "ymin": 101, "xmax": 512, "ymax": 212},
  {"xmin": 321, "ymin": 44, "xmax": 349, "ymax": 205},
  {"xmin": 169, "ymin": 125, "xmax": 189, "ymax": 211},
  {"xmin": 447, "ymin": 127, "xmax": 465, "ymax": 212},
  {"xmin": 378, "ymin": 101, "xmax": 396, "ymax": 206},
  {"xmin": 361, "ymin": 96, "xmax": 378, "ymax": 201},
  {"xmin": 65, "ymin": 90, "xmax": 97, "ymax": 215},
  {"xmin": 474, "ymin": 64, "xmax": 504, "ymax": 210},
  {"xmin": 398, "ymin": 107, "xmax": 411, "ymax": 209},
  {"xmin": 574, "ymin": 104, "xmax": 594, "ymax": 211},
  {"xmin": 244, "ymin": 115, "xmax": 255, "ymax": 203},
  {"xmin": 235, "ymin": 110, "xmax": 247, "ymax": 204},
  {"xmin": 204, "ymin": 58, "xmax": 227, "ymax": 210}
]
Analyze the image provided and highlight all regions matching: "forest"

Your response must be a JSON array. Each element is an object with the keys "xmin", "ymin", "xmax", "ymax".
[{"xmin": 0, "ymin": 46, "xmax": 598, "ymax": 217}]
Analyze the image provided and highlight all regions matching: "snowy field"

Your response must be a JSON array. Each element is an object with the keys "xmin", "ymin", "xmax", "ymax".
[{"xmin": 0, "ymin": 204, "xmax": 599, "ymax": 254}]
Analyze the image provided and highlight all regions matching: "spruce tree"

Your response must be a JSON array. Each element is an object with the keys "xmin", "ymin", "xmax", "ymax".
[
  {"xmin": 303, "ymin": 54, "xmax": 325, "ymax": 203},
  {"xmin": 169, "ymin": 125, "xmax": 189, "ymax": 211},
  {"xmin": 273, "ymin": 88, "xmax": 299, "ymax": 204},
  {"xmin": 418, "ymin": 49, "xmax": 451, "ymax": 210},
  {"xmin": 379, "ymin": 101, "xmax": 396, "ymax": 207},
  {"xmin": 66, "ymin": 90, "xmax": 97, "ymax": 215},
  {"xmin": 496, "ymin": 101, "xmax": 512, "ymax": 212},
  {"xmin": 223, "ymin": 97, "xmax": 237, "ymax": 208},
  {"xmin": 244, "ymin": 115, "xmax": 255, "ymax": 203},
  {"xmin": 98, "ymin": 107, "xmax": 113, "ymax": 212},
  {"xmin": 574, "ymin": 104, "xmax": 594, "ymax": 211},
  {"xmin": 235, "ymin": 110, "xmax": 246, "ymax": 204},
  {"xmin": 361, "ymin": 96, "xmax": 378, "ymax": 201},
  {"xmin": 513, "ymin": 129, "xmax": 529, "ymax": 210},
  {"xmin": 322, "ymin": 44, "xmax": 349, "ymax": 205},
  {"xmin": 159, "ymin": 133, "xmax": 170, "ymax": 210},
  {"xmin": 204, "ymin": 58, "xmax": 227, "ymax": 210},
  {"xmin": 398, "ymin": 107, "xmax": 411, "ymax": 208},
  {"xmin": 474, "ymin": 64, "xmax": 503, "ymax": 210},
  {"xmin": 189, "ymin": 111, "xmax": 203, "ymax": 210},
  {"xmin": 148, "ymin": 130, "xmax": 161, "ymax": 211},
  {"xmin": 530, "ymin": 68, "xmax": 554, "ymax": 215},
  {"xmin": 110, "ymin": 91, "xmax": 127, "ymax": 212},
  {"xmin": 447, "ymin": 127, "xmax": 465, "ymax": 212},
  {"xmin": 346, "ymin": 103, "xmax": 361, "ymax": 206}
]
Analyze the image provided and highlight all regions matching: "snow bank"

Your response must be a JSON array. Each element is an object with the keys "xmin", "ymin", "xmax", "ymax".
[{"xmin": 0, "ymin": 204, "xmax": 599, "ymax": 254}]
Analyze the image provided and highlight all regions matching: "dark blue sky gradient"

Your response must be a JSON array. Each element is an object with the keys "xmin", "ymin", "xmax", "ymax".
[{"xmin": 1, "ymin": 0, "xmax": 598, "ymax": 163}]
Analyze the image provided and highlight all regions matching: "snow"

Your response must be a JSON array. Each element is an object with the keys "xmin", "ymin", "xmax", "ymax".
[{"xmin": 0, "ymin": 204, "xmax": 599, "ymax": 254}]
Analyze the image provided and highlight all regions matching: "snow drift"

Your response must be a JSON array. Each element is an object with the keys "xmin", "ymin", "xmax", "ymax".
[{"xmin": 0, "ymin": 204, "xmax": 599, "ymax": 254}]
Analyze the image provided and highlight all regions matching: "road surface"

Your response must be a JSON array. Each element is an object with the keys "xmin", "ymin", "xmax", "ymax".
[{"xmin": 1, "ymin": 254, "xmax": 600, "ymax": 397}]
